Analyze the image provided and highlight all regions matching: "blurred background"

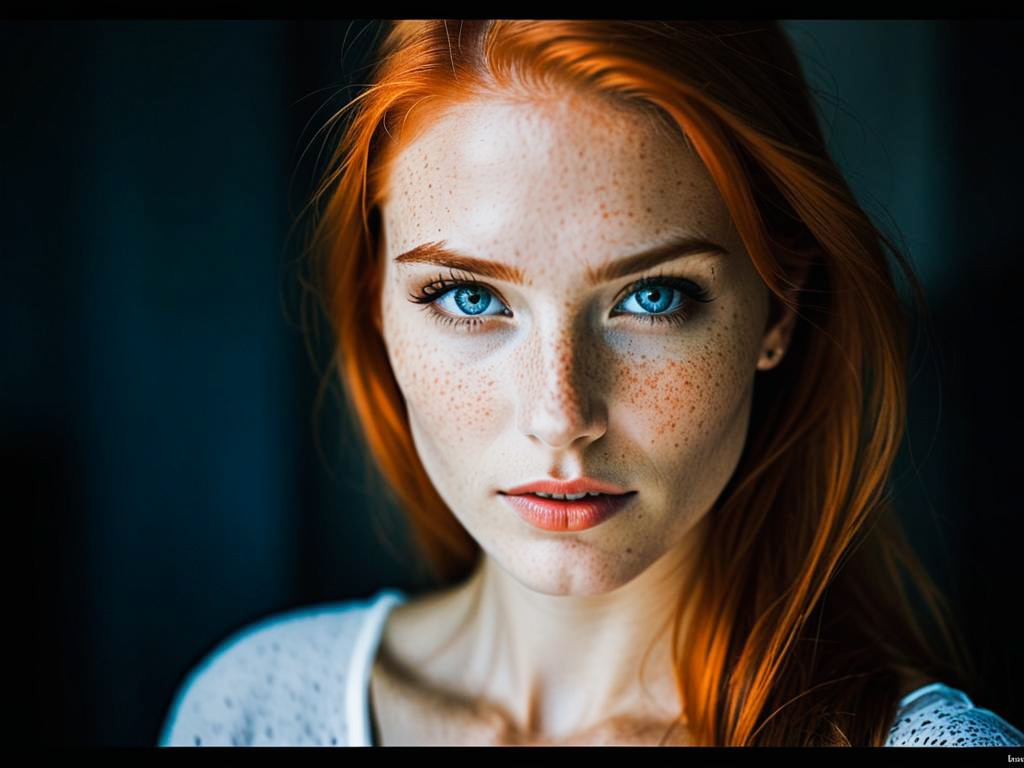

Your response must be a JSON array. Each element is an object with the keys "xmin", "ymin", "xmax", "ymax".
[{"xmin": 2, "ymin": 20, "xmax": 1021, "ymax": 746}]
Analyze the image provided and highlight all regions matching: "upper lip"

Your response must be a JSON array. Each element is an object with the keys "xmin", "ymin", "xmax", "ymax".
[{"xmin": 502, "ymin": 478, "xmax": 634, "ymax": 496}]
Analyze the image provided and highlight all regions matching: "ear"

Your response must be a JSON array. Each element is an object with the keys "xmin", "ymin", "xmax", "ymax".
[{"xmin": 756, "ymin": 265, "xmax": 809, "ymax": 372}]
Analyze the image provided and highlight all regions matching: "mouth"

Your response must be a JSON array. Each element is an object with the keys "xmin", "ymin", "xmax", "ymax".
[{"xmin": 498, "ymin": 490, "xmax": 638, "ymax": 532}]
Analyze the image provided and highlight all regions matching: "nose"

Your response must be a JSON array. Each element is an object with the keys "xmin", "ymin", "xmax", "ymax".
[{"xmin": 516, "ymin": 316, "xmax": 608, "ymax": 451}]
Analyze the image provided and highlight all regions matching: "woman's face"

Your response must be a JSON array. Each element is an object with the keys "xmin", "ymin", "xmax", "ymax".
[{"xmin": 377, "ymin": 92, "xmax": 779, "ymax": 596}]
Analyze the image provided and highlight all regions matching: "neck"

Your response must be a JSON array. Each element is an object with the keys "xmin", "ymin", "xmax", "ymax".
[{"xmin": 437, "ymin": 538, "xmax": 698, "ymax": 742}]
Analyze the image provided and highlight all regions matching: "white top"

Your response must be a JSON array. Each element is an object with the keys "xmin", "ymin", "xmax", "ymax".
[
  {"xmin": 158, "ymin": 588, "xmax": 406, "ymax": 747},
  {"xmin": 158, "ymin": 588, "xmax": 1024, "ymax": 747},
  {"xmin": 886, "ymin": 681, "xmax": 1024, "ymax": 746}
]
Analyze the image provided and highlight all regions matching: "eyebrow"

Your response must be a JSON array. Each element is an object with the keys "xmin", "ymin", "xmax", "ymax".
[{"xmin": 393, "ymin": 235, "xmax": 727, "ymax": 286}]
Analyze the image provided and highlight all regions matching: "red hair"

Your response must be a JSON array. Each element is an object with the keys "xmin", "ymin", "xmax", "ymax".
[{"xmin": 295, "ymin": 21, "xmax": 975, "ymax": 745}]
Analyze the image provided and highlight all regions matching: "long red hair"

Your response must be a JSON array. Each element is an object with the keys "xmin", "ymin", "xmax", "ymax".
[{"xmin": 294, "ymin": 20, "xmax": 974, "ymax": 746}]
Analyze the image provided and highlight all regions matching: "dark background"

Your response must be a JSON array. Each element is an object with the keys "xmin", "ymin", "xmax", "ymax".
[{"xmin": 2, "ymin": 20, "xmax": 1021, "ymax": 746}]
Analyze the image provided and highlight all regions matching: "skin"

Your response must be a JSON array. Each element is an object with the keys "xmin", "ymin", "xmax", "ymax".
[{"xmin": 370, "ymin": 90, "xmax": 800, "ymax": 745}]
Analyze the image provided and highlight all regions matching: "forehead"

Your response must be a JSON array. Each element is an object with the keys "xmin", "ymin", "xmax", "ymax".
[{"xmin": 381, "ymin": 93, "xmax": 734, "ymax": 274}]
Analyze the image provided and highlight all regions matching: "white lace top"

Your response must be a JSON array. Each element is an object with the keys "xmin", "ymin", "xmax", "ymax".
[{"xmin": 158, "ymin": 588, "xmax": 1024, "ymax": 747}]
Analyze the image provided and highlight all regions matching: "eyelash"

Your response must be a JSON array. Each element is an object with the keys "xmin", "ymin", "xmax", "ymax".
[{"xmin": 406, "ymin": 267, "xmax": 715, "ymax": 333}]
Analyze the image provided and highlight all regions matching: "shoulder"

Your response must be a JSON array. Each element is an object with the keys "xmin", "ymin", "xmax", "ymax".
[
  {"xmin": 886, "ymin": 682, "xmax": 1024, "ymax": 747},
  {"xmin": 158, "ymin": 591, "xmax": 403, "ymax": 747}
]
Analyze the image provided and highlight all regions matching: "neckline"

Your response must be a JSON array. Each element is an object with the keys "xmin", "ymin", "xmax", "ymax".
[{"xmin": 345, "ymin": 589, "xmax": 407, "ymax": 747}]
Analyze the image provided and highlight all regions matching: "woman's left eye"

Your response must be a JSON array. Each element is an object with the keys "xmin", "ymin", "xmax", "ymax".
[
  {"xmin": 407, "ymin": 272, "xmax": 714, "ymax": 332},
  {"xmin": 612, "ymin": 275, "xmax": 715, "ymax": 327}
]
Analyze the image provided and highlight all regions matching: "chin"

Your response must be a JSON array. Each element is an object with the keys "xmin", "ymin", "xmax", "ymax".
[{"xmin": 490, "ymin": 537, "xmax": 653, "ymax": 597}]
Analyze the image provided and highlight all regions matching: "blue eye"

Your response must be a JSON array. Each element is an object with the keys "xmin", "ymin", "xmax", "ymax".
[
  {"xmin": 435, "ymin": 284, "xmax": 507, "ymax": 318},
  {"xmin": 613, "ymin": 276, "xmax": 713, "ymax": 325},
  {"xmin": 407, "ymin": 276, "xmax": 511, "ymax": 332},
  {"xmin": 407, "ymin": 271, "xmax": 714, "ymax": 332}
]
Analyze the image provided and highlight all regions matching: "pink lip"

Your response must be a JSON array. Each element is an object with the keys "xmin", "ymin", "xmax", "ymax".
[
  {"xmin": 499, "ymin": 491, "xmax": 637, "ymax": 532},
  {"xmin": 503, "ymin": 477, "xmax": 632, "ymax": 496}
]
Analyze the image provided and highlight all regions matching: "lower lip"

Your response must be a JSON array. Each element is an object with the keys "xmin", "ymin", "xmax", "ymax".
[{"xmin": 499, "ymin": 492, "xmax": 637, "ymax": 532}]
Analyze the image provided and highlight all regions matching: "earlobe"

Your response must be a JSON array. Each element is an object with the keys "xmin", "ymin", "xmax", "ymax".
[
  {"xmin": 757, "ymin": 298, "xmax": 799, "ymax": 371},
  {"xmin": 757, "ymin": 343, "xmax": 785, "ymax": 371},
  {"xmin": 757, "ymin": 264, "xmax": 809, "ymax": 371}
]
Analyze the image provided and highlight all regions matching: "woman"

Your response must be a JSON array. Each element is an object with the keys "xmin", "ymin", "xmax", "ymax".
[{"xmin": 159, "ymin": 20, "xmax": 1024, "ymax": 747}]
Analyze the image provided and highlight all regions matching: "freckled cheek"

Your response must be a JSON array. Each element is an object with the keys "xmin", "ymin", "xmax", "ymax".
[
  {"xmin": 615, "ymin": 346, "xmax": 750, "ymax": 452},
  {"xmin": 388, "ymin": 324, "xmax": 503, "ymax": 445}
]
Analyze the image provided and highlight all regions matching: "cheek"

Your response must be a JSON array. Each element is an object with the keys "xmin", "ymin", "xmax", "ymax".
[
  {"xmin": 384, "ymin": 310, "xmax": 502, "ymax": 451},
  {"xmin": 617, "ymin": 324, "xmax": 756, "ymax": 454}
]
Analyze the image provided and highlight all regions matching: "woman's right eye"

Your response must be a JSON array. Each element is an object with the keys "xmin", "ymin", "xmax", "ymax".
[
  {"xmin": 407, "ymin": 277, "xmax": 512, "ymax": 332},
  {"xmin": 434, "ymin": 284, "xmax": 509, "ymax": 318}
]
